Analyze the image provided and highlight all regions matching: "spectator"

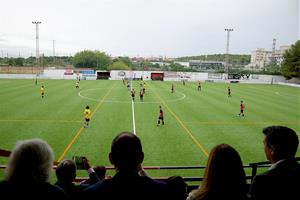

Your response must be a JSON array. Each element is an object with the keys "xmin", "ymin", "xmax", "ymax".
[
  {"xmin": 80, "ymin": 158, "xmax": 106, "ymax": 185},
  {"xmin": 0, "ymin": 138, "xmax": 66, "ymax": 199},
  {"xmin": 248, "ymin": 126, "xmax": 300, "ymax": 200},
  {"xmin": 187, "ymin": 144, "xmax": 247, "ymax": 200},
  {"xmin": 84, "ymin": 131, "xmax": 168, "ymax": 200},
  {"xmin": 165, "ymin": 176, "xmax": 187, "ymax": 200},
  {"xmin": 55, "ymin": 159, "xmax": 87, "ymax": 198}
]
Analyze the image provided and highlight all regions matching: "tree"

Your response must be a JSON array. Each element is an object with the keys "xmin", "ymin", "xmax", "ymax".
[
  {"xmin": 281, "ymin": 40, "xmax": 300, "ymax": 79},
  {"xmin": 72, "ymin": 50, "xmax": 111, "ymax": 69},
  {"xmin": 95, "ymin": 51, "xmax": 112, "ymax": 70},
  {"xmin": 117, "ymin": 57, "xmax": 133, "ymax": 68},
  {"xmin": 169, "ymin": 62, "xmax": 185, "ymax": 71},
  {"xmin": 15, "ymin": 58, "xmax": 24, "ymax": 66},
  {"xmin": 108, "ymin": 61, "xmax": 130, "ymax": 70},
  {"xmin": 7, "ymin": 59, "xmax": 15, "ymax": 66}
]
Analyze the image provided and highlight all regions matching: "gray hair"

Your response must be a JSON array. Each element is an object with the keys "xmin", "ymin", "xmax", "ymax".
[{"xmin": 5, "ymin": 138, "xmax": 54, "ymax": 183}]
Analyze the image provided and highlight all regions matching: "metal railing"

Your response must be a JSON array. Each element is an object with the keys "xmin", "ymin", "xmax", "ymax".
[{"xmin": 1, "ymin": 149, "xmax": 298, "ymax": 184}]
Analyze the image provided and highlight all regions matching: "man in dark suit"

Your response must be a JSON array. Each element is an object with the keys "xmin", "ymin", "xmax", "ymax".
[
  {"xmin": 248, "ymin": 126, "xmax": 300, "ymax": 200},
  {"xmin": 84, "ymin": 132, "xmax": 168, "ymax": 200}
]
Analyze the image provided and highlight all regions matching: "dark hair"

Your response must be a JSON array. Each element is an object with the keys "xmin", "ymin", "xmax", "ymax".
[
  {"xmin": 166, "ymin": 176, "xmax": 187, "ymax": 200},
  {"xmin": 93, "ymin": 166, "xmax": 106, "ymax": 180},
  {"xmin": 263, "ymin": 126, "xmax": 298, "ymax": 159},
  {"xmin": 86, "ymin": 106, "xmax": 89, "ymax": 109},
  {"xmin": 110, "ymin": 132, "xmax": 143, "ymax": 170},
  {"xmin": 56, "ymin": 159, "xmax": 76, "ymax": 184}
]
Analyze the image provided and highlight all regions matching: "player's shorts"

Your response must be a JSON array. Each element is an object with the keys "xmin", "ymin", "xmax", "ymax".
[
  {"xmin": 158, "ymin": 116, "xmax": 164, "ymax": 120},
  {"xmin": 41, "ymin": 92, "xmax": 44, "ymax": 95},
  {"xmin": 85, "ymin": 118, "xmax": 90, "ymax": 122},
  {"xmin": 240, "ymin": 109, "xmax": 244, "ymax": 113}
]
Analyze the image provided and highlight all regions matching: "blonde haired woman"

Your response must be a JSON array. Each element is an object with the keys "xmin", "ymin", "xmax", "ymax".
[{"xmin": 187, "ymin": 144, "xmax": 247, "ymax": 200}]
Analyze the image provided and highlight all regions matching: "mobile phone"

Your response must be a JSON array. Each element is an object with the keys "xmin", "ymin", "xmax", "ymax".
[{"xmin": 73, "ymin": 156, "xmax": 86, "ymax": 169}]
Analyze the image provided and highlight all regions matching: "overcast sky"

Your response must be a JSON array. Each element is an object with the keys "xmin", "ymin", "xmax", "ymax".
[{"xmin": 0, "ymin": 0, "xmax": 299, "ymax": 57}]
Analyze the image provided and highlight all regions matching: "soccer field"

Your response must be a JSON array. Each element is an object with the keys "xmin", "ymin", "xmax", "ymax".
[{"xmin": 0, "ymin": 79, "xmax": 299, "ymax": 179}]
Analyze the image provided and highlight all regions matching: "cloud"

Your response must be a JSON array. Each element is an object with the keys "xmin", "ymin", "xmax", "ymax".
[{"xmin": 0, "ymin": 0, "xmax": 298, "ymax": 57}]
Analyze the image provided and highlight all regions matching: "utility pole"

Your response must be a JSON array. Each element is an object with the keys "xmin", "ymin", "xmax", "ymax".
[
  {"xmin": 32, "ymin": 21, "xmax": 41, "ymax": 65},
  {"xmin": 272, "ymin": 38, "xmax": 276, "ymax": 53},
  {"xmin": 53, "ymin": 40, "xmax": 55, "ymax": 65},
  {"xmin": 271, "ymin": 38, "xmax": 277, "ymax": 64},
  {"xmin": 225, "ymin": 28, "xmax": 233, "ymax": 77}
]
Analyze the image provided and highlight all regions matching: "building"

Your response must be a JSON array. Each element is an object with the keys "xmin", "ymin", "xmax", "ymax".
[
  {"xmin": 174, "ymin": 61, "xmax": 189, "ymax": 68},
  {"xmin": 246, "ymin": 45, "xmax": 290, "ymax": 71},
  {"xmin": 189, "ymin": 60, "xmax": 225, "ymax": 72}
]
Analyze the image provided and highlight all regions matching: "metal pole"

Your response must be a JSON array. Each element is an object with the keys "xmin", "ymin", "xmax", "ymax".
[
  {"xmin": 225, "ymin": 28, "xmax": 233, "ymax": 77},
  {"xmin": 53, "ymin": 40, "xmax": 55, "ymax": 65},
  {"xmin": 32, "ymin": 21, "xmax": 41, "ymax": 65}
]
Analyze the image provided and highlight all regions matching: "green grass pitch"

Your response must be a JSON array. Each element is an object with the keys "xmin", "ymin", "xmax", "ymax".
[{"xmin": 0, "ymin": 79, "xmax": 299, "ymax": 179}]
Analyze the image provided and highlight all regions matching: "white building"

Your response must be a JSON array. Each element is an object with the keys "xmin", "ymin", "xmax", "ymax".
[
  {"xmin": 174, "ymin": 61, "xmax": 190, "ymax": 68},
  {"xmin": 246, "ymin": 45, "xmax": 290, "ymax": 71}
]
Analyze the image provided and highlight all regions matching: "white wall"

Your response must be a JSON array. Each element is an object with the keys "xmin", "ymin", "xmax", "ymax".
[
  {"xmin": 1, "ymin": 70, "xmax": 298, "ymax": 85},
  {"xmin": 0, "ymin": 74, "xmax": 36, "ymax": 79},
  {"xmin": 110, "ymin": 70, "xmax": 152, "ymax": 80},
  {"xmin": 43, "ymin": 69, "xmax": 78, "ymax": 79}
]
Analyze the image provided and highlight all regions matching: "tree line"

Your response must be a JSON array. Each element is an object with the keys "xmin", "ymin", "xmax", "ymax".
[{"xmin": 0, "ymin": 40, "xmax": 298, "ymax": 79}]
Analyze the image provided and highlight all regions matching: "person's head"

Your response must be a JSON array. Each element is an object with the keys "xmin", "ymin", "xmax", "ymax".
[
  {"xmin": 5, "ymin": 138, "xmax": 54, "ymax": 184},
  {"xmin": 86, "ymin": 106, "xmax": 89, "ymax": 109},
  {"xmin": 166, "ymin": 176, "xmax": 187, "ymax": 200},
  {"xmin": 193, "ymin": 144, "xmax": 246, "ymax": 198},
  {"xmin": 56, "ymin": 159, "xmax": 77, "ymax": 184},
  {"xmin": 109, "ymin": 132, "xmax": 144, "ymax": 171},
  {"xmin": 93, "ymin": 166, "xmax": 106, "ymax": 180},
  {"xmin": 262, "ymin": 126, "xmax": 298, "ymax": 163}
]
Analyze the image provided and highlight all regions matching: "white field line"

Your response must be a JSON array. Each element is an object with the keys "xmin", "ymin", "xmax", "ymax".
[{"xmin": 130, "ymin": 82, "xmax": 136, "ymax": 135}]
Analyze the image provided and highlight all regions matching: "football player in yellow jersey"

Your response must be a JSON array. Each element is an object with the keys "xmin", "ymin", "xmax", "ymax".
[
  {"xmin": 83, "ymin": 106, "xmax": 91, "ymax": 128},
  {"xmin": 40, "ymin": 86, "xmax": 45, "ymax": 98}
]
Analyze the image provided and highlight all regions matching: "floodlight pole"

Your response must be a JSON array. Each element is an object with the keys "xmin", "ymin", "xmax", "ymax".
[
  {"xmin": 32, "ymin": 21, "xmax": 41, "ymax": 65},
  {"xmin": 53, "ymin": 40, "xmax": 55, "ymax": 64},
  {"xmin": 225, "ymin": 28, "xmax": 233, "ymax": 78}
]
